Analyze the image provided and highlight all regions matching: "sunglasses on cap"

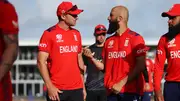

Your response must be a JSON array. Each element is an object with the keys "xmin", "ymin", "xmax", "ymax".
[
  {"xmin": 65, "ymin": 5, "xmax": 78, "ymax": 18},
  {"xmin": 95, "ymin": 27, "xmax": 107, "ymax": 32},
  {"xmin": 66, "ymin": 5, "xmax": 78, "ymax": 13}
]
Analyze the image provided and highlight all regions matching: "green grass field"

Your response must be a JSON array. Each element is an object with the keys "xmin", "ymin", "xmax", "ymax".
[{"xmin": 13, "ymin": 97, "xmax": 45, "ymax": 101}]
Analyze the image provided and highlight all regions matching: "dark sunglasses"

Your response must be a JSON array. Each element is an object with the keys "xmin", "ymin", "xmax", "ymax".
[
  {"xmin": 68, "ymin": 14, "xmax": 78, "ymax": 18},
  {"xmin": 95, "ymin": 27, "xmax": 107, "ymax": 32},
  {"xmin": 95, "ymin": 33, "xmax": 106, "ymax": 36},
  {"xmin": 65, "ymin": 5, "xmax": 78, "ymax": 18},
  {"xmin": 168, "ymin": 16, "xmax": 176, "ymax": 20}
]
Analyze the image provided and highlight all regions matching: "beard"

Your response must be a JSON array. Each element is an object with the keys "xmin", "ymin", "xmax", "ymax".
[
  {"xmin": 96, "ymin": 40, "xmax": 103, "ymax": 45},
  {"xmin": 166, "ymin": 22, "xmax": 180, "ymax": 40},
  {"xmin": 107, "ymin": 20, "xmax": 119, "ymax": 34}
]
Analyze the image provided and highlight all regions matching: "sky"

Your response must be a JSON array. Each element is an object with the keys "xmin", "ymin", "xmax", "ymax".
[{"xmin": 9, "ymin": 0, "xmax": 180, "ymax": 45}]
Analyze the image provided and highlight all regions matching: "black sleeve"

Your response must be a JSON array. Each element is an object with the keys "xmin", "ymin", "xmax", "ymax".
[
  {"xmin": 143, "ymin": 66, "xmax": 149, "ymax": 83},
  {"xmin": 82, "ymin": 54, "xmax": 88, "ymax": 65}
]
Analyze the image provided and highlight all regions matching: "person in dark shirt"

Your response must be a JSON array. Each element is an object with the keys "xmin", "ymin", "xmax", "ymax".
[{"xmin": 83, "ymin": 24, "xmax": 107, "ymax": 101}]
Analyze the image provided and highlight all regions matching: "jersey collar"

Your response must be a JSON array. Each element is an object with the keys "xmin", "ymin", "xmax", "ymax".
[
  {"xmin": 55, "ymin": 23, "xmax": 73, "ymax": 31},
  {"xmin": 115, "ymin": 28, "xmax": 130, "ymax": 37}
]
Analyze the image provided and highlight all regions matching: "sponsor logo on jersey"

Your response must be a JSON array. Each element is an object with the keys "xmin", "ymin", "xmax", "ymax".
[
  {"xmin": 39, "ymin": 43, "xmax": 47, "ymax": 48},
  {"xmin": 137, "ymin": 48, "xmax": 147, "ymax": 54},
  {"xmin": 56, "ymin": 34, "xmax": 64, "ymax": 42},
  {"xmin": 168, "ymin": 38, "xmax": 176, "ymax": 48},
  {"xmin": 108, "ymin": 40, "xmax": 114, "ymax": 48}
]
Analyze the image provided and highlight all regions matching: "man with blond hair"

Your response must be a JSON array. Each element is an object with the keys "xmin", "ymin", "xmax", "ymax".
[{"xmin": 37, "ymin": 1, "xmax": 86, "ymax": 101}]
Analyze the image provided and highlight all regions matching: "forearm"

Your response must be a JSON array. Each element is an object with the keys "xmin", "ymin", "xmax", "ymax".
[
  {"xmin": 143, "ymin": 67, "xmax": 149, "ymax": 83},
  {"xmin": 83, "ymin": 47, "xmax": 104, "ymax": 70},
  {"xmin": 78, "ymin": 53, "xmax": 85, "ymax": 72},
  {"xmin": 78, "ymin": 53, "xmax": 85, "ymax": 82},
  {"xmin": 154, "ymin": 55, "xmax": 165, "ymax": 91},
  {"xmin": 80, "ymin": 73, "xmax": 85, "ymax": 87},
  {"xmin": 127, "ymin": 65, "xmax": 145, "ymax": 83},
  {"xmin": 37, "ymin": 61, "xmax": 53, "ymax": 88},
  {"xmin": 91, "ymin": 57, "xmax": 104, "ymax": 70},
  {"xmin": 0, "ymin": 44, "xmax": 18, "ymax": 81},
  {"xmin": 127, "ymin": 56, "xmax": 146, "ymax": 83},
  {"xmin": 154, "ymin": 67, "xmax": 164, "ymax": 91}
]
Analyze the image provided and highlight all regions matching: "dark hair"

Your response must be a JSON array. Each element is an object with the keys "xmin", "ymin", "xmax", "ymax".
[{"xmin": 57, "ymin": 16, "xmax": 63, "ymax": 21}]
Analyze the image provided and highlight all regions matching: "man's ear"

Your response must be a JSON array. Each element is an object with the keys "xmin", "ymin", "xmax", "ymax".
[
  {"xmin": 61, "ymin": 13, "xmax": 66, "ymax": 20},
  {"xmin": 117, "ymin": 16, "xmax": 123, "ymax": 22}
]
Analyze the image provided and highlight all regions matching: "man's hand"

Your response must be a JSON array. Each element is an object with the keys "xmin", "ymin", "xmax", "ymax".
[
  {"xmin": 47, "ymin": 84, "xmax": 63, "ymax": 101},
  {"xmin": 83, "ymin": 47, "xmax": 95, "ymax": 59},
  {"xmin": 144, "ymin": 83, "xmax": 150, "ymax": 91},
  {"xmin": 112, "ymin": 76, "xmax": 128, "ymax": 94},
  {"xmin": 155, "ymin": 90, "xmax": 164, "ymax": 101}
]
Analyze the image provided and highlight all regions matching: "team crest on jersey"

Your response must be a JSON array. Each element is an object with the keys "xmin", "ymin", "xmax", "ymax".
[
  {"xmin": 56, "ymin": 34, "xmax": 64, "ymax": 42},
  {"xmin": 124, "ymin": 38, "xmax": 129, "ymax": 47},
  {"xmin": 73, "ymin": 32, "xmax": 78, "ymax": 41},
  {"xmin": 168, "ymin": 38, "xmax": 176, "ymax": 48},
  {"xmin": 108, "ymin": 40, "xmax": 114, "ymax": 48}
]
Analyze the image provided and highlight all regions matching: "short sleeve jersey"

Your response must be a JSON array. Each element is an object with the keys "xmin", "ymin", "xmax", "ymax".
[
  {"xmin": 102, "ymin": 28, "xmax": 147, "ymax": 93},
  {"xmin": 38, "ymin": 24, "xmax": 83, "ymax": 90},
  {"xmin": 154, "ymin": 33, "xmax": 180, "ymax": 91},
  {"xmin": 0, "ymin": 0, "xmax": 19, "ymax": 56},
  {"xmin": 0, "ymin": 1, "xmax": 19, "ymax": 101}
]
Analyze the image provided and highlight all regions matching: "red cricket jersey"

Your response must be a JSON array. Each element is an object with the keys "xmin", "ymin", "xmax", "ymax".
[
  {"xmin": 154, "ymin": 33, "xmax": 180, "ymax": 91},
  {"xmin": 38, "ymin": 24, "xmax": 83, "ymax": 90},
  {"xmin": 102, "ymin": 28, "xmax": 147, "ymax": 93},
  {"xmin": 0, "ymin": 1, "xmax": 19, "ymax": 101}
]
